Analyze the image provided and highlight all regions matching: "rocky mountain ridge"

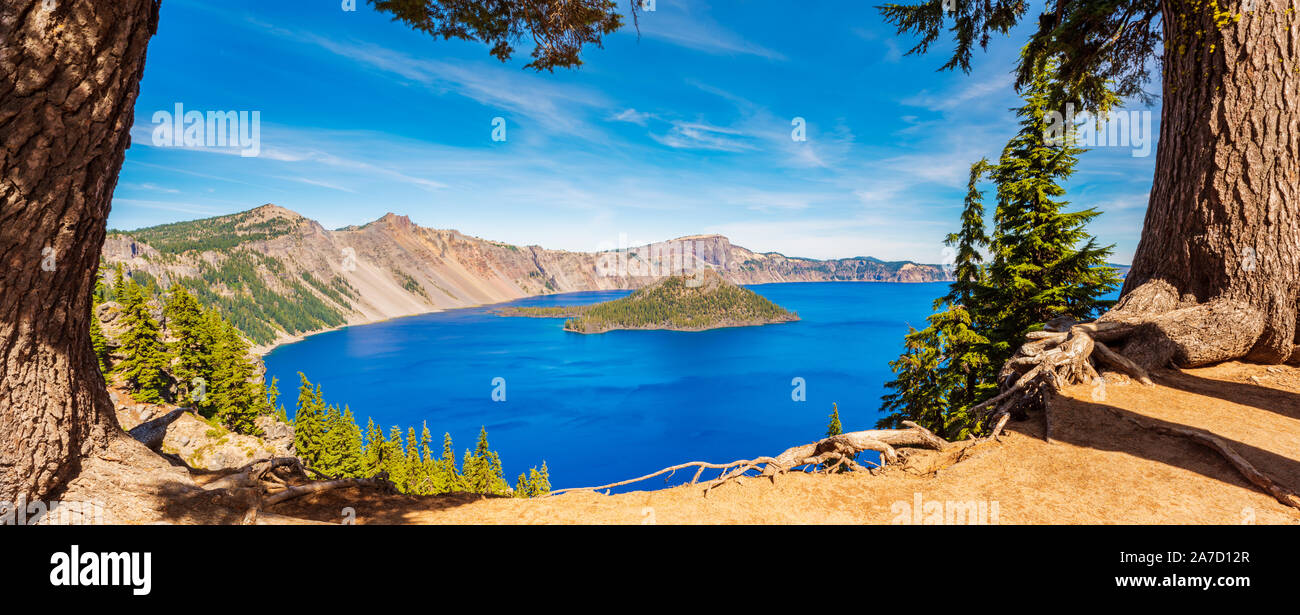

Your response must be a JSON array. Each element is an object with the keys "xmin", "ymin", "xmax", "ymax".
[{"xmin": 103, "ymin": 204, "xmax": 952, "ymax": 352}]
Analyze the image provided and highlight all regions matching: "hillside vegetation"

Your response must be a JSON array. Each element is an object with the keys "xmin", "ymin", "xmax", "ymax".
[
  {"xmin": 503, "ymin": 270, "xmax": 798, "ymax": 333},
  {"xmin": 102, "ymin": 204, "xmax": 945, "ymax": 351}
]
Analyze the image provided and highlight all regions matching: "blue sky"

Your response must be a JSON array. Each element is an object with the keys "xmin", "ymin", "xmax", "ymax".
[{"xmin": 111, "ymin": 0, "xmax": 1158, "ymax": 264}]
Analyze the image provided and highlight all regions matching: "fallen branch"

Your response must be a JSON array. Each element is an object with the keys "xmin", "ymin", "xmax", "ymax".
[
  {"xmin": 549, "ymin": 422, "xmax": 947, "ymax": 497},
  {"xmin": 204, "ymin": 457, "xmax": 395, "ymax": 520},
  {"xmin": 264, "ymin": 476, "xmax": 396, "ymax": 506}
]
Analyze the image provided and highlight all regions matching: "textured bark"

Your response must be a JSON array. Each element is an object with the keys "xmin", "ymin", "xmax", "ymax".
[
  {"xmin": 1113, "ymin": 1, "xmax": 1300, "ymax": 366},
  {"xmin": 0, "ymin": 0, "xmax": 160, "ymax": 502}
]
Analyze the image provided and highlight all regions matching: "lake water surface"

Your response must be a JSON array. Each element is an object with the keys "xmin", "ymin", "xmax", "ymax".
[{"xmin": 263, "ymin": 282, "xmax": 950, "ymax": 491}]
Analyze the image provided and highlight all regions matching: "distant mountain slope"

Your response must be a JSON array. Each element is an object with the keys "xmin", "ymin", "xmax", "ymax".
[{"xmin": 102, "ymin": 204, "xmax": 951, "ymax": 351}]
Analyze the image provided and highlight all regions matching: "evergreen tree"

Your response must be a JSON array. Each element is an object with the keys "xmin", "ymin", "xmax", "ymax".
[
  {"xmin": 267, "ymin": 376, "xmax": 288, "ymax": 423},
  {"xmin": 432, "ymin": 432, "xmax": 461, "ymax": 494},
  {"xmin": 116, "ymin": 281, "xmax": 170, "ymax": 403},
  {"xmin": 826, "ymin": 402, "xmax": 843, "ymax": 437},
  {"xmin": 208, "ymin": 318, "xmax": 263, "ymax": 435},
  {"xmin": 514, "ymin": 461, "xmax": 551, "ymax": 498},
  {"xmin": 293, "ymin": 373, "xmax": 325, "ymax": 467},
  {"xmin": 981, "ymin": 64, "xmax": 1121, "ymax": 366},
  {"xmin": 111, "ymin": 263, "xmax": 126, "ymax": 301},
  {"xmin": 878, "ymin": 63, "xmax": 1119, "ymax": 440},
  {"xmin": 315, "ymin": 404, "xmax": 343, "ymax": 476},
  {"xmin": 89, "ymin": 305, "xmax": 111, "ymax": 375},
  {"xmin": 163, "ymin": 285, "xmax": 215, "ymax": 407},
  {"xmin": 362, "ymin": 417, "xmax": 385, "ymax": 477},
  {"xmin": 403, "ymin": 426, "xmax": 427, "ymax": 494},
  {"xmin": 383, "ymin": 426, "xmax": 409, "ymax": 491},
  {"xmin": 462, "ymin": 426, "xmax": 509, "ymax": 495}
]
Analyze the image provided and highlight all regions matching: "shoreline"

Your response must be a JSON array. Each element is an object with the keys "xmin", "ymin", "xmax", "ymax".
[{"xmin": 254, "ymin": 278, "xmax": 950, "ymax": 356}]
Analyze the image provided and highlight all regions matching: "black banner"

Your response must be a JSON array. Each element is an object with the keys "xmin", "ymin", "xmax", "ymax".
[{"xmin": 3, "ymin": 525, "xmax": 1290, "ymax": 603}]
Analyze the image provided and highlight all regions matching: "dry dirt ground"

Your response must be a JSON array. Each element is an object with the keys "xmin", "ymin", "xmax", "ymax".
[
  {"xmin": 264, "ymin": 361, "xmax": 1300, "ymax": 525},
  {"xmin": 52, "ymin": 361, "xmax": 1300, "ymax": 525}
]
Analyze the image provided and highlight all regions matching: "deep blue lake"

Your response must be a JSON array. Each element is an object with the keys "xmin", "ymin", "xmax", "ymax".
[{"xmin": 263, "ymin": 282, "xmax": 950, "ymax": 491}]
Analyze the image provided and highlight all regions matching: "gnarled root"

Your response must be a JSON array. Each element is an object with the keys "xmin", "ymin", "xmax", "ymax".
[
  {"xmin": 986, "ymin": 309, "xmax": 1300, "ymax": 511},
  {"xmin": 203, "ymin": 457, "xmax": 396, "ymax": 523},
  {"xmin": 977, "ymin": 318, "xmax": 1154, "ymax": 435},
  {"xmin": 548, "ymin": 421, "xmax": 947, "ymax": 497}
]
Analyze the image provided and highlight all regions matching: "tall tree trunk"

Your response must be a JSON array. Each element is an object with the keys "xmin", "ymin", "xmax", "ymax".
[
  {"xmin": 0, "ymin": 0, "xmax": 160, "ymax": 503},
  {"xmin": 1108, "ymin": 0, "xmax": 1300, "ymax": 367}
]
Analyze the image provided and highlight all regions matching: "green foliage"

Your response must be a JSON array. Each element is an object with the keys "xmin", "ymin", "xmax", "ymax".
[
  {"xmin": 462, "ymin": 426, "xmax": 510, "ymax": 496},
  {"xmin": 514, "ymin": 461, "xmax": 551, "ymax": 498},
  {"xmin": 116, "ymin": 281, "xmax": 170, "ymax": 403},
  {"xmin": 317, "ymin": 405, "xmax": 365, "ymax": 478},
  {"xmin": 89, "ymin": 303, "xmax": 111, "ymax": 375},
  {"xmin": 877, "ymin": 0, "xmax": 1160, "ymax": 111},
  {"xmin": 176, "ymin": 250, "xmax": 347, "ymax": 345},
  {"xmin": 392, "ymin": 269, "xmax": 430, "ymax": 301},
  {"xmin": 115, "ymin": 210, "xmax": 296, "ymax": 255},
  {"xmin": 980, "ymin": 64, "xmax": 1122, "ymax": 366},
  {"xmin": 826, "ymin": 403, "xmax": 843, "ymax": 438},
  {"xmin": 432, "ymin": 432, "xmax": 463, "ymax": 494},
  {"xmin": 383, "ymin": 425, "xmax": 409, "ymax": 489},
  {"xmin": 369, "ymin": 0, "xmax": 628, "ymax": 71},
  {"xmin": 207, "ymin": 318, "xmax": 266, "ymax": 435},
  {"xmin": 293, "ymin": 373, "xmax": 326, "ymax": 468},
  {"xmin": 263, "ymin": 370, "xmax": 539, "ymax": 495},
  {"xmin": 879, "ymin": 63, "xmax": 1118, "ymax": 440},
  {"xmin": 542, "ymin": 273, "xmax": 796, "ymax": 332},
  {"xmin": 164, "ymin": 285, "xmax": 214, "ymax": 407}
]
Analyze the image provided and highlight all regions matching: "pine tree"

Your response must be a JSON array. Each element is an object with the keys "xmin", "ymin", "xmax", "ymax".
[
  {"xmin": 432, "ymin": 432, "xmax": 461, "ymax": 494},
  {"xmin": 514, "ymin": 461, "xmax": 551, "ymax": 498},
  {"xmin": 363, "ymin": 417, "xmax": 385, "ymax": 477},
  {"xmin": 293, "ymin": 373, "xmax": 325, "ymax": 467},
  {"xmin": 268, "ymin": 376, "xmax": 288, "ymax": 422},
  {"xmin": 89, "ymin": 305, "xmax": 111, "ymax": 375},
  {"xmin": 315, "ymin": 405, "xmax": 343, "ymax": 476},
  {"xmin": 403, "ymin": 426, "xmax": 426, "ymax": 494},
  {"xmin": 208, "ymin": 318, "xmax": 263, "ymax": 435},
  {"xmin": 164, "ymin": 285, "xmax": 215, "ymax": 407},
  {"xmin": 111, "ymin": 263, "xmax": 126, "ymax": 301},
  {"xmin": 826, "ymin": 402, "xmax": 843, "ymax": 437},
  {"xmin": 333, "ymin": 406, "xmax": 364, "ymax": 479},
  {"xmin": 383, "ymin": 426, "xmax": 409, "ymax": 491},
  {"xmin": 462, "ymin": 426, "xmax": 508, "ymax": 495},
  {"xmin": 116, "ymin": 280, "xmax": 170, "ymax": 403},
  {"xmin": 878, "ymin": 63, "xmax": 1118, "ymax": 440},
  {"xmin": 982, "ymin": 63, "xmax": 1121, "ymax": 365}
]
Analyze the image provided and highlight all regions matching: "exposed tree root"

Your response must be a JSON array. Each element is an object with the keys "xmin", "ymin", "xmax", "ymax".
[
  {"xmin": 1094, "ymin": 406, "xmax": 1300, "ymax": 510},
  {"xmin": 985, "ymin": 311, "xmax": 1300, "ymax": 511},
  {"xmin": 976, "ymin": 318, "xmax": 1154, "ymax": 432},
  {"xmin": 201, "ymin": 457, "xmax": 395, "ymax": 523},
  {"xmin": 549, "ymin": 421, "xmax": 948, "ymax": 497}
]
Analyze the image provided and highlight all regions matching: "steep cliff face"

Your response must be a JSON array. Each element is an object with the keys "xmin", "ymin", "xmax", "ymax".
[{"xmin": 102, "ymin": 204, "xmax": 951, "ymax": 351}]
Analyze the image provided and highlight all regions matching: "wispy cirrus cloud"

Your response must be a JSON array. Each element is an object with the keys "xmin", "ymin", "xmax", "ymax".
[
  {"xmin": 631, "ymin": 0, "xmax": 786, "ymax": 60},
  {"xmin": 650, "ymin": 120, "xmax": 756, "ymax": 152}
]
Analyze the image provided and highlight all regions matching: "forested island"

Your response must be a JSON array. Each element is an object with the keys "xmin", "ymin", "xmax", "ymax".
[{"xmin": 499, "ymin": 270, "xmax": 799, "ymax": 333}]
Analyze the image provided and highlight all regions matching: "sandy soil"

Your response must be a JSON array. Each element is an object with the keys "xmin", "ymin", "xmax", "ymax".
[{"xmin": 265, "ymin": 361, "xmax": 1300, "ymax": 525}]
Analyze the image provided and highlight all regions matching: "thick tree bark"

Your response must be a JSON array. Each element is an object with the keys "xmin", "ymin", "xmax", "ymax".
[
  {"xmin": 0, "ymin": 0, "xmax": 160, "ymax": 502},
  {"xmin": 1111, "ymin": 1, "xmax": 1300, "ymax": 367}
]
